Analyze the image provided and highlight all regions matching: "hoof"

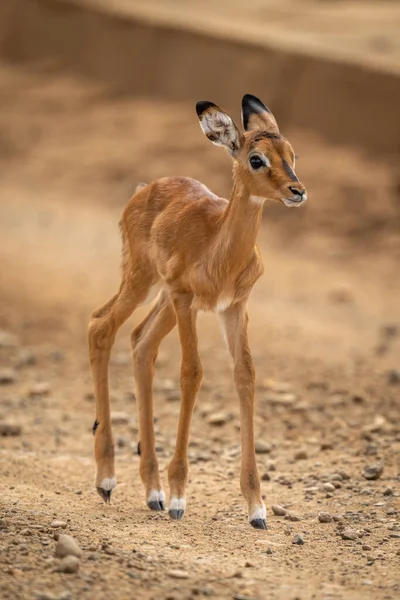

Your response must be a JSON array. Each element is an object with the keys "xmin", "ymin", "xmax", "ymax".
[
  {"xmin": 250, "ymin": 518, "xmax": 267, "ymax": 530},
  {"xmin": 148, "ymin": 500, "xmax": 165, "ymax": 511},
  {"xmin": 169, "ymin": 509, "xmax": 184, "ymax": 520},
  {"xmin": 96, "ymin": 487, "xmax": 112, "ymax": 504}
]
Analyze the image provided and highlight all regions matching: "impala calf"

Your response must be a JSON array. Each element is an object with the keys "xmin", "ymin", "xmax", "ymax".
[{"xmin": 88, "ymin": 94, "xmax": 306, "ymax": 529}]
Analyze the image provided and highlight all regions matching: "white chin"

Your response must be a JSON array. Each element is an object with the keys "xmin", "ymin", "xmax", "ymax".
[{"xmin": 281, "ymin": 197, "xmax": 304, "ymax": 208}]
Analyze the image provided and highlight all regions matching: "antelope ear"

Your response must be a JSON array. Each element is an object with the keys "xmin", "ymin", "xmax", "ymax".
[
  {"xmin": 196, "ymin": 101, "xmax": 243, "ymax": 158},
  {"xmin": 241, "ymin": 94, "xmax": 279, "ymax": 134}
]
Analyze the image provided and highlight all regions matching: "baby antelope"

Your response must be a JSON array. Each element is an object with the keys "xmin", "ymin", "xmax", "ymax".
[{"xmin": 88, "ymin": 94, "xmax": 306, "ymax": 529}]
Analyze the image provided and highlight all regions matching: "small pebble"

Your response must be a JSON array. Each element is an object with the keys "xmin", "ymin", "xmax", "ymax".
[
  {"xmin": 261, "ymin": 472, "xmax": 271, "ymax": 481},
  {"xmin": 168, "ymin": 569, "xmax": 189, "ymax": 579},
  {"xmin": 255, "ymin": 440, "xmax": 271, "ymax": 454},
  {"xmin": 318, "ymin": 512, "xmax": 332, "ymax": 523},
  {"xmin": 284, "ymin": 513, "xmax": 301, "ymax": 522},
  {"xmin": 207, "ymin": 411, "xmax": 230, "ymax": 426},
  {"xmin": 292, "ymin": 534, "xmax": 304, "ymax": 545},
  {"xmin": 362, "ymin": 544, "xmax": 372, "ymax": 551},
  {"xmin": 0, "ymin": 423, "xmax": 22, "ymax": 436},
  {"xmin": 55, "ymin": 534, "xmax": 82, "ymax": 558},
  {"xmin": 322, "ymin": 483, "xmax": 335, "ymax": 492},
  {"xmin": 0, "ymin": 368, "xmax": 18, "ymax": 385},
  {"xmin": 341, "ymin": 529, "xmax": 358, "ymax": 541},
  {"xmin": 294, "ymin": 449, "xmax": 308, "ymax": 460},
  {"xmin": 363, "ymin": 463, "xmax": 383, "ymax": 480},
  {"xmin": 30, "ymin": 382, "xmax": 51, "ymax": 397},
  {"xmin": 110, "ymin": 412, "xmax": 129, "ymax": 425},
  {"xmin": 57, "ymin": 555, "xmax": 80, "ymax": 574},
  {"xmin": 387, "ymin": 369, "xmax": 400, "ymax": 385},
  {"xmin": 50, "ymin": 520, "xmax": 67, "ymax": 529},
  {"xmin": 271, "ymin": 504, "xmax": 287, "ymax": 516}
]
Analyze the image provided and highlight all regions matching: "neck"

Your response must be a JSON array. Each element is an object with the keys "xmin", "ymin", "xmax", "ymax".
[{"xmin": 217, "ymin": 177, "xmax": 264, "ymax": 268}]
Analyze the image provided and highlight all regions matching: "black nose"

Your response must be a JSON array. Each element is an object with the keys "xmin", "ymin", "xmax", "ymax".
[{"xmin": 289, "ymin": 186, "xmax": 304, "ymax": 197}]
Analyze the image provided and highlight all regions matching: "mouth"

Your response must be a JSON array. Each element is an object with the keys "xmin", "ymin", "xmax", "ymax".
[{"xmin": 281, "ymin": 193, "xmax": 307, "ymax": 208}]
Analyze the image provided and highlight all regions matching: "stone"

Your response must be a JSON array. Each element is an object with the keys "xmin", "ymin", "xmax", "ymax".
[
  {"xmin": 110, "ymin": 412, "xmax": 129, "ymax": 425},
  {"xmin": 255, "ymin": 440, "xmax": 271, "ymax": 454},
  {"xmin": 383, "ymin": 487, "xmax": 393, "ymax": 496},
  {"xmin": 387, "ymin": 369, "xmax": 400, "ymax": 385},
  {"xmin": 362, "ymin": 544, "xmax": 372, "ymax": 551},
  {"xmin": 0, "ymin": 368, "xmax": 17, "ymax": 385},
  {"xmin": 0, "ymin": 518, "xmax": 9, "ymax": 530},
  {"xmin": 168, "ymin": 569, "xmax": 189, "ymax": 579},
  {"xmin": 341, "ymin": 529, "xmax": 358, "ymax": 541},
  {"xmin": 261, "ymin": 472, "xmax": 271, "ymax": 481},
  {"xmin": 0, "ymin": 423, "xmax": 22, "ymax": 436},
  {"xmin": 363, "ymin": 463, "xmax": 383, "ymax": 480},
  {"xmin": 322, "ymin": 483, "xmax": 336, "ymax": 493},
  {"xmin": 30, "ymin": 382, "xmax": 51, "ymax": 396},
  {"xmin": 55, "ymin": 534, "xmax": 82, "ymax": 558},
  {"xmin": 318, "ymin": 512, "xmax": 332, "ymax": 523},
  {"xmin": 284, "ymin": 513, "xmax": 301, "ymax": 522},
  {"xmin": 59, "ymin": 592, "xmax": 74, "ymax": 600},
  {"xmin": 294, "ymin": 449, "xmax": 308, "ymax": 460},
  {"xmin": 271, "ymin": 504, "xmax": 287, "ymax": 516},
  {"xmin": 292, "ymin": 534, "xmax": 304, "ymax": 545},
  {"xmin": 50, "ymin": 520, "xmax": 67, "ymax": 529},
  {"xmin": 57, "ymin": 555, "xmax": 80, "ymax": 574},
  {"xmin": 207, "ymin": 411, "xmax": 230, "ymax": 426}
]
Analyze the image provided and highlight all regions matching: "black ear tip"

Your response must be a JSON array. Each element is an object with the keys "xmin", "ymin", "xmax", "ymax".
[
  {"xmin": 242, "ymin": 94, "xmax": 271, "ymax": 115},
  {"xmin": 196, "ymin": 101, "xmax": 216, "ymax": 117}
]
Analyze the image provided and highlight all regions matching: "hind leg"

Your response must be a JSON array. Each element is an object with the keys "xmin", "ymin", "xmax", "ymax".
[
  {"xmin": 131, "ymin": 290, "xmax": 176, "ymax": 510},
  {"xmin": 89, "ymin": 274, "xmax": 152, "ymax": 503}
]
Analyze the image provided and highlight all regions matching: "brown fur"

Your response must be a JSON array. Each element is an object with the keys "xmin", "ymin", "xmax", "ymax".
[{"xmin": 88, "ymin": 95, "xmax": 306, "ymax": 526}]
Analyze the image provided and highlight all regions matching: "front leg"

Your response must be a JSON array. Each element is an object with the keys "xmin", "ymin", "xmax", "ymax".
[
  {"xmin": 220, "ymin": 303, "xmax": 266, "ymax": 529},
  {"xmin": 168, "ymin": 293, "xmax": 203, "ymax": 520}
]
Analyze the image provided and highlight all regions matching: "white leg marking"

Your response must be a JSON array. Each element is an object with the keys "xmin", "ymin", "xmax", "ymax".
[
  {"xmin": 99, "ymin": 477, "xmax": 116, "ymax": 491},
  {"xmin": 249, "ymin": 503, "xmax": 267, "ymax": 522},
  {"xmin": 169, "ymin": 496, "xmax": 186, "ymax": 511},
  {"xmin": 148, "ymin": 489, "xmax": 166, "ymax": 504},
  {"xmin": 250, "ymin": 195, "xmax": 265, "ymax": 205}
]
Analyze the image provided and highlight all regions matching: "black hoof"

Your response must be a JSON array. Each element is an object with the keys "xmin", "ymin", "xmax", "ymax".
[
  {"xmin": 148, "ymin": 500, "xmax": 165, "ymax": 511},
  {"xmin": 169, "ymin": 509, "xmax": 184, "ymax": 520},
  {"xmin": 250, "ymin": 518, "xmax": 267, "ymax": 530},
  {"xmin": 96, "ymin": 487, "xmax": 112, "ymax": 504}
]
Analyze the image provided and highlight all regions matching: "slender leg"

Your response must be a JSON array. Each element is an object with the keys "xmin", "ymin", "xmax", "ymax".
[
  {"xmin": 168, "ymin": 293, "xmax": 203, "ymax": 520},
  {"xmin": 88, "ymin": 275, "xmax": 151, "ymax": 503},
  {"xmin": 131, "ymin": 291, "xmax": 176, "ymax": 511},
  {"xmin": 219, "ymin": 303, "xmax": 267, "ymax": 529}
]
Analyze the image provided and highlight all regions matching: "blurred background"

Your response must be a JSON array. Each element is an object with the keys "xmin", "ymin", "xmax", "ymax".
[{"xmin": 0, "ymin": 2, "xmax": 399, "ymax": 599}]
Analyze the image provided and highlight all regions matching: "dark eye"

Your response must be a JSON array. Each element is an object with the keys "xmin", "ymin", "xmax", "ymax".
[{"xmin": 249, "ymin": 155, "xmax": 264, "ymax": 170}]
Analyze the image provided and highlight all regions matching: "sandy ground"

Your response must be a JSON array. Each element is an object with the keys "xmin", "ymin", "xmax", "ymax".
[{"xmin": 0, "ymin": 64, "xmax": 400, "ymax": 600}]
